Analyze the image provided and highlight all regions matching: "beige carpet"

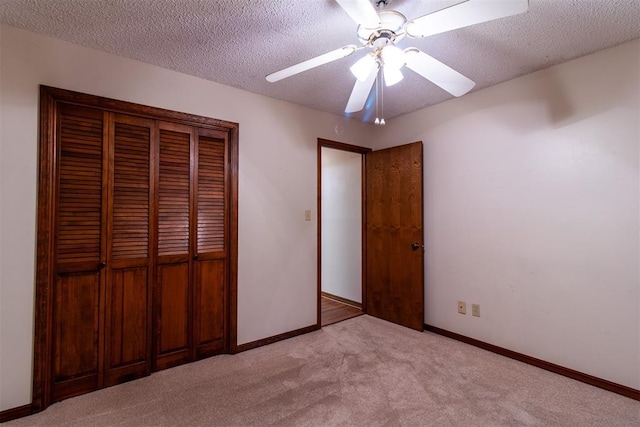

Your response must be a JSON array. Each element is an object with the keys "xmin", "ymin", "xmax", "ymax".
[{"xmin": 7, "ymin": 315, "xmax": 639, "ymax": 426}]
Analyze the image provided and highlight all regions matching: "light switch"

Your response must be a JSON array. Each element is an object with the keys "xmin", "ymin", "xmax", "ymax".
[{"xmin": 305, "ymin": 210, "xmax": 312, "ymax": 221}]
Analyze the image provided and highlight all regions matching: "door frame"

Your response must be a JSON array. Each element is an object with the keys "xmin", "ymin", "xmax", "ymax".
[
  {"xmin": 316, "ymin": 139, "xmax": 371, "ymax": 328},
  {"xmin": 33, "ymin": 86, "xmax": 239, "ymax": 412}
]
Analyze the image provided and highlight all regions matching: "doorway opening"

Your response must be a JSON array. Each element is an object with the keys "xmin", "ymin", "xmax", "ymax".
[
  {"xmin": 318, "ymin": 139, "xmax": 424, "ymax": 330},
  {"xmin": 317, "ymin": 139, "xmax": 371, "ymax": 327}
]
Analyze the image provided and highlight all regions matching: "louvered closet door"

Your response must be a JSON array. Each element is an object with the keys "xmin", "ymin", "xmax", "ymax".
[
  {"xmin": 52, "ymin": 104, "xmax": 107, "ymax": 401},
  {"xmin": 104, "ymin": 114, "xmax": 154, "ymax": 386},
  {"xmin": 155, "ymin": 122, "xmax": 194, "ymax": 370},
  {"xmin": 194, "ymin": 129, "xmax": 228, "ymax": 358}
]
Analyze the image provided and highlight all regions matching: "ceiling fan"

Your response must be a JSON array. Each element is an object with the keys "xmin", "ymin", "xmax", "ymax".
[{"xmin": 266, "ymin": 0, "xmax": 528, "ymax": 119}]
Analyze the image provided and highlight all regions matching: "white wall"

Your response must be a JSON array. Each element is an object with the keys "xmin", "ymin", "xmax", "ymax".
[
  {"xmin": 1, "ymin": 23, "xmax": 638, "ymax": 413},
  {"xmin": 0, "ymin": 24, "xmax": 375, "ymax": 411},
  {"xmin": 321, "ymin": 147, "xmax": 362, "ymax": 303},
  {"xmin": 373, "ymin": 39, "xmax": 640, "ymax": 389}
]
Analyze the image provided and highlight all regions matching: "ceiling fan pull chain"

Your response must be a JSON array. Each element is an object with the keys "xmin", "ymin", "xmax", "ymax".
[
  {"xmin": 380, "ymin": 68, "xmax": 386, "ymax": 126},
  {"xmin": 377, "ymin": 70, "xmax": 380, "ymax": 125},
  {"xmin": 380, "ymin": 68, "xmax": 384, "ymax": 125},
  {"xmin": 374, "ymin": 66, "xmax": 380, "ymax": 125}
]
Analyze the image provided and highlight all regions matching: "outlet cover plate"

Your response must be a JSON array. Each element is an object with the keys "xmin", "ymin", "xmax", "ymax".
[{"xmin": 457, "ymin": 301, "xmax": 466, "ymax": 315}]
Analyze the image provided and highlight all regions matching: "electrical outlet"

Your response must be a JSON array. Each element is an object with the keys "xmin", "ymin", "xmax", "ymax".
[
  {"xmin": 457, "ymin": 301, "xmax": 466, "ymax": 315},
  {"xmin": 472, "ymin": 304, "xmax": 480, "ymax": 317}
]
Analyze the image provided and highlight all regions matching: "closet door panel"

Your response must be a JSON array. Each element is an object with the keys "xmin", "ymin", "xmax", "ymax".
[
  {"xmin": 157, "ymin": 128, "xmax": 191, "ymax": 258},
  {"xmin": 194, "ymin": 259, "xmax": 225, "ymax": 356},
  {"xmin": 105, "ymin": 116, "xmax": 153, "ymax": 385},
  {"xmin": 196, "ymin": 134, "xmax": 227, "ymax": 254},
  {"xmin": 110, "ymin": 119, "xmax": 152, "ymax": 260},
  {"xmin": 52, "ymin": 104, "xmax": 106, "ymax": 401},
  {"xmin": 158, "ymin": 263, "xmax": 190, "ymax": 352},
  {"xmin": 52, "ymin": 272, "xmax": 100, "ymax": 400},
  {"xmin": 107, "ymin": 268, "xmax": 148, "ymax": 364},
  {"xmin": 194, "ymin": 131, "xmax": 228, "ymax": 357},
  {"xmin": 155, "ymin": 124, "xmax": 193, "ymax": 370},
  {"xmin": 55, "ymin": 105, "xmax": 104, "ymax": 267}
]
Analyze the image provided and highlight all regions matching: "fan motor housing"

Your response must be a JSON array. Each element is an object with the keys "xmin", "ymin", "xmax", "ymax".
[{"xmin": 357, "ymin": 10, "xmax": 407, "ymax": 46}]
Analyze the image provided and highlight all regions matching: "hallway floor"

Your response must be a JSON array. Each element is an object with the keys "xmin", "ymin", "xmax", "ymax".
[{"xmin": 321, "ymin": 296, "xmax": 362, "ymax": 327}]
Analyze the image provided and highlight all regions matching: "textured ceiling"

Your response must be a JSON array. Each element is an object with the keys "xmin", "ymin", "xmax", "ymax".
[{"xmin": 1, "ymin": 0, "xmax": 639, "ymax": 122}]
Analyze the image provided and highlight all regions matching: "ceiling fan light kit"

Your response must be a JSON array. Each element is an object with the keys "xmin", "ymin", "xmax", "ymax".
[
  {"xmin": 345, "ymin": 60, "xmax": 379, "ymax": 113},
  {"xmin": 380, "ymin": 44, "xmax": 405, "ymax": 70},
  {"xmin": 350, "ymin": 53, "xmax": 376, "ymax": 81},
  {"xmin": 383, "ymin": 66, "xmax": 403, "ymax": 87},
  {"xmin": 265, "ymin": 0, "xmax": 529, "ymax": 123}
]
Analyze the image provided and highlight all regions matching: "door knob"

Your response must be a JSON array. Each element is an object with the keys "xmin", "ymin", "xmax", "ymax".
[
  {"xmin": 411, "ymin": 242, "xmax": 423, "ymax": 251},
  {"xmin": 193, "ymin": 254, "xmax": 199, "ymax": 260}
]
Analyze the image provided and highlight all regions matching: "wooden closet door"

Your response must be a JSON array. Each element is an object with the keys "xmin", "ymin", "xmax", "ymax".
[
  {"xmin": 36, "ymin": 86, "xmax": 239, "ymax": 411},
  {"xmin": 52, "ymin": 104, "xmax": 107, "ymax": 401},
  {"xmin": 104, "ymin": 114, "xmax": 154, "ymax": 385},
  {"xmin": 155, "ymin": 122, "xmax": 194, "ymax": 370},
  {"xmin": 193, "ymin": 129, "xmax": 229, "ymax": 358}
]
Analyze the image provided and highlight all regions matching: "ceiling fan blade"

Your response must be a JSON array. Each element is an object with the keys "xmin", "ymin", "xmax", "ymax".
[
  {"xmin": 345, "ymin": 62, "xmax": 379, "ymax": 113},
  {"xmin": 404, "ymin": 48, "xmax": 475, "ymax": 97},
  {"xmin": 266, "ymin": 45, "xmax": 358, "ymax": 82},
  {"xmin": 335, "ymin": 0, "xmax": 381, "ymax": 28},
  {"xmin": 405, "ymin": 0, "xmax": 528, "ymax": 38}
]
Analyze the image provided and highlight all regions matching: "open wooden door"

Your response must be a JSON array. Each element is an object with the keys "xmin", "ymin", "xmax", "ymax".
[{"xmin": 365, "ymin": 142, "xmax": 424, "ymax": 331}]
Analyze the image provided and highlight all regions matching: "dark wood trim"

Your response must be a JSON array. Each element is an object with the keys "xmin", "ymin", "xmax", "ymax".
[
  {"xmin": 150, "ymin": 121, "xmax": 161, "ymax": 371},
  {"xmin": 228, "ymin": 122, "xmax": 240, "ymax": 353},
  {"xmin": 98, "ymin": 111, "xmax": 110, "ymax": 390},
  {"xmin": 321, "ymin": 291, "xmax": 362, "ymax": 309},
  {"xmin": 189, "ymin": 128, "xmax": 198, "ymax": 362},
  {"xmin": 424, "ymin": 324, "xmax": 640, "ymax": 401},
  {"xmin": 39, "ymin": 86, "xmax": 238, "ymax": 131},
  {"xmin": 417, "ymin": 142, "xmax": 425, "ymax": 326},
  {"xmin": 147, "ymin": 119, "xmax": 159, "ymax": 375},
  {"xmin": 317, "ymin": 139, "xmax": 371, "ymax": 329},
  {"xmin": 32, "ymin": 86, "xmax": 56, "ymax": 412},
  {"xmin": 0, "ymin": 404, "xmax": 33, "ymax": 423},
  {"xmin": 233, "ymin": 324, "xmax": 319, "ymax": 354},
  {"xmin": 360, "ymin": 152, "xmax": 368, "ymax": 314},
  {"xmin": 317, "ymin": 141, "xmax": 322, "ymax": 328},
  {"xmin": 318, "ymin": 138, "xmax": 372, "ymax": 154}
]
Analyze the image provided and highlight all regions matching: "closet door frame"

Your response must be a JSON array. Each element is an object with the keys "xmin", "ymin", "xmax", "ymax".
[{"xmin": 33, "ymin": 86, "xmax": 239, "ymax": 412}]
